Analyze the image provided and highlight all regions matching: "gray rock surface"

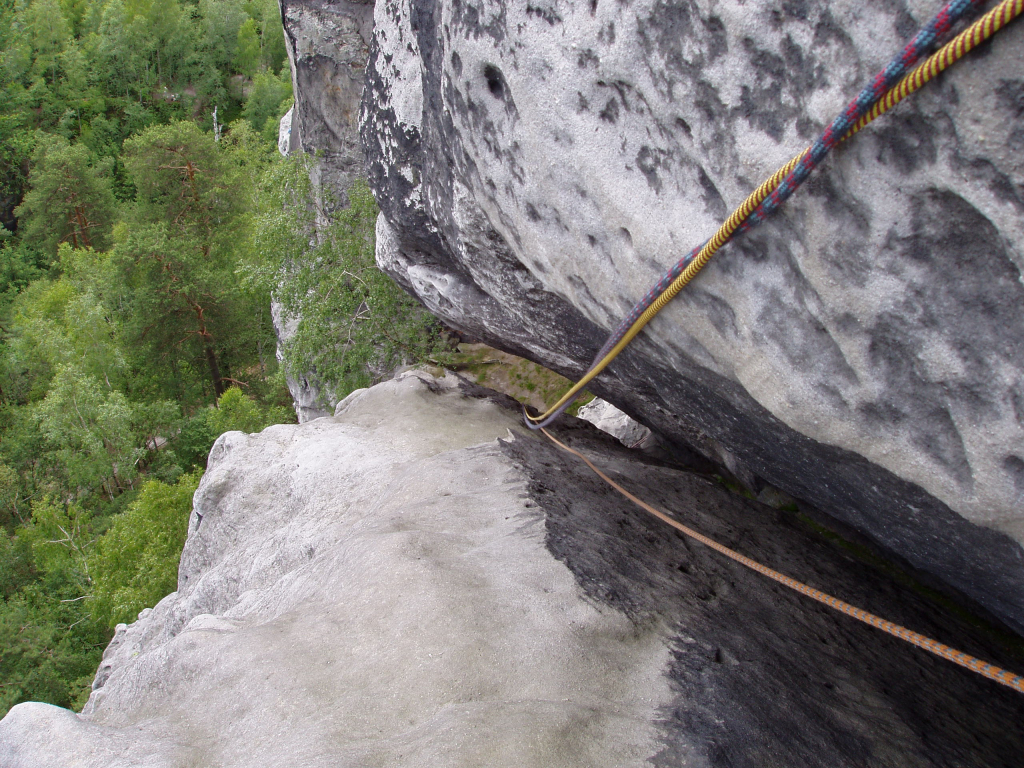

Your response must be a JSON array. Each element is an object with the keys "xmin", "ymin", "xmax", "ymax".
[
  {"xmin": 270, "ymin": 298, "xmax": 333, "ymax": 422},
  {"xmin": 358, "ymin": 0, "xmax": 1024, "ymax": 632},
  {"xmin": 283, "ymin": 0, "xmax": 373, "ymax": 210},
  {"xmin": 2, "ymin": 371, "xmax": 1023, "ymax": 766},
  {"xmin": 578, "ymin": 397, "xmax": 652, "ymax": 447},
  {"xmin": 277, "ymin": 105, "xmax": 296, "ymax": 156}
]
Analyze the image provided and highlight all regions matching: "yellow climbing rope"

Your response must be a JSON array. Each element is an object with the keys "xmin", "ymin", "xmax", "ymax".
[
  {"xmin": 528, "ymin": 0, "xmax": 1024, "ymax": 425},
  {"xmin": 540, "ymin": 428, "xmax": 1024, "ymax": 694}
]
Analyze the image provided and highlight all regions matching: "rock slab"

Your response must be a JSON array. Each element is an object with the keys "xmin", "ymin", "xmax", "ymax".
[{"xmin": 1, "ymin": 372, "xmax": 1023, "ymax": 766}]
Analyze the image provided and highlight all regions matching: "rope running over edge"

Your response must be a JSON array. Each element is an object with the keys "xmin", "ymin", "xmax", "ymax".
[{"xmin": 539, "ymin": 428, "xmax": 1024, "ymax": 694}]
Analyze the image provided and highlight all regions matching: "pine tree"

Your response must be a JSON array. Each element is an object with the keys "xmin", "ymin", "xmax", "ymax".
[{"xmin": 15, "ymin": 134, "xmax": 115, "ymax": 257}]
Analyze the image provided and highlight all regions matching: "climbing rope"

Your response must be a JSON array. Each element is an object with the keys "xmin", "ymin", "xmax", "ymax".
[
  {"xmin": 539, "ymin": 427, "xmax": 1024, "ymax": 694},
  {"xmin": 526, "ymin": 0, "xmax": 1024, "ymax": 428}
]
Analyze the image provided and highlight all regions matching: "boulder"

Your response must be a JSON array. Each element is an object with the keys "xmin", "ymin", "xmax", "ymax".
[
  {"xmin": 2, "ymin": 372, "xmax": 1022, "ymax": 766},
  {"xmin": 358, "ymin": 0, "xmax": 1024, "ymax": 632},
  {"xmin": 577, "ymin": 397, "xmax": 651, "ymax": 447}
]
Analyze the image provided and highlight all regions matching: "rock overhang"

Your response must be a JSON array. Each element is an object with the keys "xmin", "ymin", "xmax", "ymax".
[{"xmin": 358, "ymin": 0, "xmax": 1024, "ymax": 634}]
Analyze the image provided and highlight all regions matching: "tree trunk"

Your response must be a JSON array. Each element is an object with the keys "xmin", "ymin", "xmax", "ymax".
[{"xmin": 205, "ymin": 341, "xmax": 226, "ymax": 397}]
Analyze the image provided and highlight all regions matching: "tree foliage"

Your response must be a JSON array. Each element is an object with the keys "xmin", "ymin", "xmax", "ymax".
[
  {"xmin": 209, "ymin": 386, "xmax": 292, "ymax": 436},
  {"xmin": 0, "ymin": 0, "xmax": 307, "ymax": 721},
  {"xmin": 115, "ymin": 121, "xmax": 257, "ymax": 399},
  {"xmin": 0, "ymin": 0, "xmax": 450, "ymax": 723},
  {"xmin": 89, "ymin": 470, "xmax": 201, "ymax": 627},
  {"xmin": 15, "ymin": 134, "xmax": 116, "ymax": 256},
  {"xmin": 248, "ymin": 159, "xmax": 448, "ymax": 403}
]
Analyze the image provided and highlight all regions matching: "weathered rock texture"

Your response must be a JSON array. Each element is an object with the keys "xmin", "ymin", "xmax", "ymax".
[
  {"xmin": 270, "ymin": 297, "xmax": 331, "ymax": 423},
  {"xmin": 2, "ymin": 372, "xmax": 1023, "ymax": 766},
  {"xmin": 359, "ymin": 0, "xmax": 1024, "ymax": 632},
  {"xmin": 274, "ymin": 0, "xmax": 377, "ymax": 420},
  {"xmin": 283, "ymin": 0, "xmax": 372, "ymax": 207}
]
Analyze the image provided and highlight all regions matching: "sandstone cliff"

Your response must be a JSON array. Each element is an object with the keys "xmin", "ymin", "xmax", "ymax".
[
  {"xmin": 358, "ymin": 0, "xmax": 1024, "ymax": 633},
  {"xmin": 2, "ymin": 372, "xmax": 1022, "ymax": 766}
]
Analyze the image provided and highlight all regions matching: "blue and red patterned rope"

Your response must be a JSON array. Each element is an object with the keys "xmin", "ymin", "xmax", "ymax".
[{"xmin": 591, "ymin": 0, "xmax": 984, "ymax": 371}]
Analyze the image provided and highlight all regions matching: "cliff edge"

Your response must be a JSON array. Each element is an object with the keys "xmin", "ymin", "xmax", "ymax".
[{"xmin": 1, "ymin": 372, "xmax": 1023, "ymax": 766}]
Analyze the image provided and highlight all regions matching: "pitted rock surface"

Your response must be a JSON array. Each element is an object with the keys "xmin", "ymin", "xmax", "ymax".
[
  {"xmin": 1, "ymin": 372, "xmax": 1022, "ymax": 766},
  {"xmin": 358, "ymin": 0, "xmax": 1024, "ymax": 631}
]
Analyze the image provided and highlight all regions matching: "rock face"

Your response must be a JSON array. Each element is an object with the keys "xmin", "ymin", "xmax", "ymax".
[
  {"xmin": 283, "ymin": 0, "xmax": 372, "ymax": 208},
  {"xmin": 578, "ymin": 397, "xmax": 652, "ymax": 447},
  {"xmin": 274, "ymin": 0, "xmax": 376, "ymax": 420},
  {"xmin": 2, "ymin": 371, "xmax": 1023, "ymax": 766},
  {"xmin": 359, "ymin": 0, "xmax": 1024, "ymax": 633},
  {"xmin": 270, "ymin": 297, "xmax": 332, "ymax": 422},
  {"xmin": 277, "ymin": 105, "xmax": 296, "ymax": 157}
]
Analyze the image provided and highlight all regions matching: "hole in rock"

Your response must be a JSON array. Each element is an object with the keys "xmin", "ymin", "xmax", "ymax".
[{"xmin": 483, "ymin": 64, "xmax": 505, "ymax": 99}]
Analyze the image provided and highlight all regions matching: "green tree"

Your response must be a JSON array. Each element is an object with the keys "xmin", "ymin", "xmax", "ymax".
[
  {"xmin": 2, "ymin": 260, "xmax": 125, "ymax": 405},
  {"xmin": 58, "ymin": 0, "xmax": 88, "ymax": 38},
  {"xmin": 0, "ymin": 526, "xmax": 32, "ymax": 593},
  {"xmin": 198, "ymin": 0, "xmax": 246, "ymax": 73},
  {"xmin": 1, "ymin": 496, "xmax": 109, "ymax": 714},
  {"xmin": 89, "ymin": 470, "xmax": 201, "ymax": 628},
  {"xmin": 16, "ymin": 496, "xmax": 92, "ymax": 579},
  {"xmin": 209, "ymin": 385, "xmax": 291, "ymax": 434},
  {"xmin": 19, "ymin": 0, "xmax": 71, "ymax": 86},
  {"xmin": 0, "ymin": 0, "xmax": 297, "ymax": 720},
  {"xmin": 0, "ymin": 123, "xmax": 33, "ymax": 237},
  {"xmin": 0, "ymin": 241, "xmax": 47, "ymax": 314},
  {"xmin": 132, "ymin": 0, "xmax": 186, "ymax": 85},
  {"xmin": 0, "ymin": 263, "xmax": 178, "ymax": 503},
  {"xmin": 256, "ymin": 0, "xmax": 286, "ymax": 72},
  {"xmin": 118, "ymin": 121, "xmax": 250, "ymax": 399},
  {"xmin": 242, "ymin": 67, "xmax": 291, "ymax": 141},
  {"xmin": 0, "ymin": 582, "xmax": 107, "ymax": 713},
  {"xmin": 33, "ymin": 365, "xmax": 159, "ymax": 499},
  {"xmin": 15, "ymin": 134, "xmax": 115, "ymax": 257},
  {"xmin": 248, "ymin": 162, "xmax": 446, "ymax": 403},
  {"xmin": 91, "ymin": 0, "xmax": 143, "ymax": 104},
  {"xmin": 234, "ymin": 16, "xmax": 260, "ymax": 77}
]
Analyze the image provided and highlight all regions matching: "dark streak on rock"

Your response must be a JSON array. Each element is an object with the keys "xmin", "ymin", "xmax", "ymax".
[
  {"xmin": 498, "ymin": 418, "xmax": 1024, "ymax": 767},
  {"xmin": 696, "ymin": 166, "xmax": 727, "ymax": 218},
  {"xmin": 599, "ymin": 97, "xmax": 619, "ymax": 123},
  {"xmin": 525, "ymin": 1, "xmax": 562, "ymax": 25}
]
